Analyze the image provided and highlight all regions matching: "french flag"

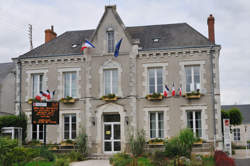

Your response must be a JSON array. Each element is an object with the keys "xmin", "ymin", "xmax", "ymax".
[
  {"xmin": 35, "ymin": 92, "xmax": 44, "ymax": 101},
  {"xmin": 45, "ymin": 90, "xmax": 51, "ymax": 100},
  {"xmin": 178, "ymin": 87, "xmax": 182, "ymax": 96},
  {"xmin": 81, "ymin": 40, "xmax": 95, "ymax": 52},
  {"xmin": 164, "ymin": 85, "xmax": 169, "ymax": 97},
  {"xmin": 40, "ymin": 91, "xmax": 47, "ymax": 98},
  {"xmin": 172, "ymin": 82, "xmax": 175, "ymax": 96}
]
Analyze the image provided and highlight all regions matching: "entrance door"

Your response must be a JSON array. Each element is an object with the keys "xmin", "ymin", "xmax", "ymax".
[{"xmin": 103, "ymin": 115, "xmax": 121, "ymax": 153}]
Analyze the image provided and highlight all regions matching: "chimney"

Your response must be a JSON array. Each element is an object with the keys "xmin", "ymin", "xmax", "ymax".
[
  {"xmin": 207, "ymin": 14, "xmax": 215, "ymax": 44},
  {"xmin": 45, "ymin": 25, "xmax": 57, "ymax": 43}
]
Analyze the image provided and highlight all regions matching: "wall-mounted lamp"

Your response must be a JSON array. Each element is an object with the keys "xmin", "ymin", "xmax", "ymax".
[
  {"xmin": 91, "ymin": 117, "xmax": 96, "ymax": 126},
  {"xmin": 125, "ymin": 116, "xmax": 129, "ymax": 125}
]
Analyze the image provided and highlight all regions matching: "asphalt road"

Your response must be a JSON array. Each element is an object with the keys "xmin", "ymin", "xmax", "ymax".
[{"xmin": 235, "ymin": 159, "xmax": 250, "ymax": 166}]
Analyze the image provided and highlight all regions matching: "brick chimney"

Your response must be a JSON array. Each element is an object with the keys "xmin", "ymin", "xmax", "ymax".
[
  {"xmin": 45, "ymin": 26, "xmax": 57, "ymax": 43},
  {"xmin": 207, "ymin": 14, "xmax": 215, "ymax": 44}
]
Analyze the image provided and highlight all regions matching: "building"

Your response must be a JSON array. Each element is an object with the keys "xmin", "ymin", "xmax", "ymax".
[
  {"xmin": 222, "ymin": 105, "xmax": 250, "ymax": 146},
  {"xmin": 0, "ymin": 62, "xmax": 16, "ymax": 116},
  {"xmin": 13, "ymin": 5, "xmax": 222, "ymax": 154}
]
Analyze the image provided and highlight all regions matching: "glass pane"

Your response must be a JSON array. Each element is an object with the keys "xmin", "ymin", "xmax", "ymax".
[
  {"xmin": 64, "ymin": 115, "xmax": 70, "ymax": 123},
  {"xmin": 185, "ymin": 66, "xmax": 192, "ymax": 92},
  {"xmin": 72, "ymin": 115, "xmax": 76, "ymax": 123},
  {"xmin": 32, "ymin": 124, "xmax": 37, "ymax": 140},
  {"xmin": 150, "ymin": 113, "xmax": 156, "ymax": 138},
  {"xmin": 39, "ymin": 75, "xmax": 43, "ymax": 91},
  {"xmin": 104, "ymin": 142, "xmax": 112, "ymax": 151},
  {"xmin": 39, "ymin": 132, "xmax": 43, "ymax": 140},
  {"xmin": 71, "ymin": 73, "xmax": 77, "ymax": 97},
  {"xmin": 114, "ymin": 125, "xmax": 120, "ymax": 140},
  {"xmin": 32, "ymin": 132, "xmax": 37, "ymax": 140},
  {"xmin": 64, "ymin": 132, "xmax": 69, "ymax": 139},
  {"xmin": 104, "ymin": 115, "xmax": 120, "ymax": 122},
  {"xmin": 64, "ymin": 124, "xmax": 69, "ymax": 131},
  {"xmin": 107, "ymin": 31, "xmax": 114, "ymax": 53},
  {"xmin": 112, "ymin": 69, "xmax": 118, "ymax": 94},
  {"xmin": 39, "ymin": 125, "xmax": 43, "ymax": 132},
  {"xmin": 104, "ymin": 125, "xmax": 112, "ymax": 140},
  {"xmin": 148, "ymin": 68, "xmax": 155, "ymax": 93},
  {"xmin": 187, "ymin": 112, "xmax": 193, "ymax": 129},
  {"xmin": 33, "ymin": 75, "xmax": 38, "ymax": 97},
  {"xmin": 104, "ymin": 70, "xmax": 111, "ymax": 95},
  {"xmin": 72, "ymin": 124, "xmax": 76, "ymax": 131},
  {"xmin": 156, "ymin": 68, "xmax": 163, "ymax": 93},
  {"xmin": 194, "ymin": 66, "xmax": 200, "ymax": 91},
  {"xmin": 64, "ymin": 73, "xmax": 70, "ymax": 97},
  {"xmin": 114, "ymin": 141, "xmax": 121, "ymax": 151},
  {"xmin": 72, "ymin": 131, "xmax": 76, "ymax": 139}
]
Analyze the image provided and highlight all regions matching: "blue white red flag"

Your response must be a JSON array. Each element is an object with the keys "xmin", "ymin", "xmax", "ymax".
[
  {"xmin": 172, "ymin": 82, "xmax": 175, "ymax": 96},
  {"xmin": 81, "ymin": 40, "xmax": 95, "ymax": 51},
  {"xmin": 164, "ymin": 85, "xmax": 169, "ymax": 97}
]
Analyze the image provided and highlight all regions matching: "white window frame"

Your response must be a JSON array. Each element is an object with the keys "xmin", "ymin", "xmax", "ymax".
[
  {"xmin": 149, "ymin": 112, "xmax": 164, "ymax": 138},
  {"xmin": 64, "ymin": 114, "xmax": 77, "ymax": 140},
  {"xmin": 63, "ymin": 72, "xmax": 77, "ymax": 98},
  {"xmin": 142, "ymin": 63, "xmax": 168, "ymax": 97},
  {"xmin": 184, "ymin": 65, "xmax": 200, "ymax": 93},
  {"xmin": 32, "ymin": 74, "xmax": 43, "ymax": 98},
  {"xmin": 233, "ymin": 128, "xmax": 241, "ymax": 141},
  {"xmin": 107, "ymin": 30, "xmax": 114, "ymax": 53},
  {"xmin": 187, "ymin": 111, "xmax": 202, "ymax": 138},
  {"xmin": 148, "ymin": 67, "xmax": 163, "ymax": 94},
  {"xmin": 32, "ymin": 124, "xmax": 45, "ymax": 141},
  {"xmin": 104, "ymin": 69, "xmax": 118, "ymax": 95}
]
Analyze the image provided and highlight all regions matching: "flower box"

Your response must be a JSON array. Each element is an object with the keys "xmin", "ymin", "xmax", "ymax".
[
  {"xmin": 62, "ymin": 98, "xmax": 75, "ymax": 104},
  {"xmin": 146, "ymin": 93, "xmax": 163, "ymax": 101},
  {"xmin": 147, "ymin": 138, "xmax": 165, "ymax": 145},
  {"xmin": 185, "ymin": 91, "xmax": 201, "ymax": 99},
  {"xmin": 101, "ymin": 94, "xmax": 117, "ymax": 101}
]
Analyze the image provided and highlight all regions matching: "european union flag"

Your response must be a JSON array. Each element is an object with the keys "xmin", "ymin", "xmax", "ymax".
[{"xmin": 114, "ymin": 38, "xmax": 123, "ymax": 57}]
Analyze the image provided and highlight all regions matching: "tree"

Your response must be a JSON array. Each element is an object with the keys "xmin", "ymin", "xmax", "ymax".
[{"xmin": 228, "ymin": 108, "xmax": 243, "ymax": 126}]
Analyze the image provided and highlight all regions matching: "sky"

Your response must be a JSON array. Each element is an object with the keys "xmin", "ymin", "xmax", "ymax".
[{"xmin": 0, "ymin": 0, "xmax": 249, "ymax": 105}]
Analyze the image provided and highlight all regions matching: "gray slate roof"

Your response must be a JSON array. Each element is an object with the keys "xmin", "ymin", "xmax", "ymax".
[
  {"xmin": 0, "ymin": 62, "xmax": 15, "ymax": 84},
  {"xmin": 222, "ymin": 105, "xmax": 250, "ymax": 124},
  {"xmin": 19, "ymin": 23, "xmax": 212, "ymax": 59}
]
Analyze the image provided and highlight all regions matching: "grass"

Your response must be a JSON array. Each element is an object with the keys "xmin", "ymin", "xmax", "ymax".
[
  {"xmin": 202, "ymin": 156, "xmax": 215, "ymax": 166},
  {"xmin": 24, "ymin": 161, "xmax": 54, "ymax": 166},
  {"xmin": 137, "ymin": 157, "xmax": 153, "ymax": 166}
]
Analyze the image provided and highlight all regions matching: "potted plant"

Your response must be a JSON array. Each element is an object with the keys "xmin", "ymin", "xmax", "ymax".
[
  {"xmin": 146, "ymin": 93, "xmax": 163, "ymax": 101},
  {"xmin": 60, "ymin": 96, "xmax": 75, "ymax": 104},
  {"xmin": 184, "ymin": 90, "xmax": 201, "ymax": 99},
  {"xmin": 101, "ymin": 93, "xmax": 117, "ymax": 101}
]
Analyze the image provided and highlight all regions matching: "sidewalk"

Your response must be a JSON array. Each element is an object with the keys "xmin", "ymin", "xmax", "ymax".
[
  {"xmin": 70, "ymin": 160, "xmax": 111, "ymax": 166},
  {"xmin": 233, "ymin": 149, "xmax": 250, "ymax": 159}
]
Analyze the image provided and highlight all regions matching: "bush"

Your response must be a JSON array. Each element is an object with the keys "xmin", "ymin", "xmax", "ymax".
[
  {"xmin": 128, "ymin": 129, "xmax": 146, "ymax": 157},
  {"xmin": 76, "ymin": 129, "xmax": 88, "ymax": 156},
  {"xmin": 54, "ymin": 158, "xmax": 69, "ymax": 166},
  {"xmin": 151, "ymin": 151, "xmax": 168, "ymax": 166},
  {"xmin": 68, "ymin": 151, "xmax": 85, "ymax": 161},
  {"xmin": 0, "ymin": 113, "xmax": 27, "ymax": 142},
  {"xmin": 137, "ymin": 157, "xmax": 153, "ymax": 166},
  {"xmin": 109, "ymin": 153, "xmax": 132, "ymax": 166},
  {"xmin": 0, "ymin": 137, "xmax": 18, "ymax": 166},
  {"xmin": 39, "ymin": 147, "xmax": 55, "ymax": 162},
  {"xmin": 214, "ymin": 150, "xmax": 235, "ymax": 166}
]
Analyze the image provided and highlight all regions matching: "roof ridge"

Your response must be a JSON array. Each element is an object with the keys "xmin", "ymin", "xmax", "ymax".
[{"xmin": 126, "ymin": 22, "xmax": 187, "ymax": 28}]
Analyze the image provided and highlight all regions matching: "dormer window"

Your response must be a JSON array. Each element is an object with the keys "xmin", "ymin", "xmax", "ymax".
[
  {"xmin": 107, "ymin": 28, "xmax": 114, "ymax": 53},
  {"xmin": 153, "ymin": 38, "xmax": 160, "ymax": 43}
]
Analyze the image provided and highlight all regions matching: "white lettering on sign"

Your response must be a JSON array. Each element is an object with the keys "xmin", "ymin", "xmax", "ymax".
[{"xmin": 33, "ymin": 103, "xmax": 47, "ymax": 107}]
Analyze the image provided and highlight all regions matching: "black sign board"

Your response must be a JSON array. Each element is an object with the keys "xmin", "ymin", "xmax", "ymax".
[{"xmin": 32, "ymin": 102, "xmax": 59, "ymax": 125}]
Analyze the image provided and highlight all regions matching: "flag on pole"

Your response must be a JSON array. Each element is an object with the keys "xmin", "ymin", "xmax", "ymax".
[
  {"xmin": 172, "ymin": 82, "xmax": 175, "ymax": 96},
  {"xmin": 114, "ymin": 38, "xmax": 123, "ymax": 57},
  {"xmin": 46, "ymin": 90, "xmax": 51, "ymax": 100},
  {"xmin": 178, "ymin": 87, "xmax": 182, "ymax": 96},
  {"xmin": 81, "ymin": 40, "xmax": 95, "ymax": 51},
  {"xmin": 35, "ymin": 92, "xmax": 44, "ymax": 101},
  {"xmin": 164, "ymin": 85, "xmax": 170, "ymax": 97},
  {"xmin": 40, "ymin": 91, "xmax": 47, "ymax": 98}
]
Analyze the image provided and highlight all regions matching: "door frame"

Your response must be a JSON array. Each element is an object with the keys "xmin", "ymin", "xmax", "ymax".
[{"xmin": 103, "ymin": 122, "xmax": 121, "ymax": 153}]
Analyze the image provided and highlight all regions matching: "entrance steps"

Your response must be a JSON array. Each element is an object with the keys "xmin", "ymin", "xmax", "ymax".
[
  {"xmin": 88, "ymin": 154, "xmax": 113, "ymax": 160},
  {"xmin": 192, "ymin": 142, "xmax": 214, "ymax": 155}
]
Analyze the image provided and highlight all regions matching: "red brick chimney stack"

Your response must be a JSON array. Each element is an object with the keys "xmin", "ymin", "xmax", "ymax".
[
  {"xmin": 45, "ymin": 25, "xmax": 57, "ymax": 43},
  {"xmin": 207, "ymin": 14, "xmax": 215, "ymax": 44}
]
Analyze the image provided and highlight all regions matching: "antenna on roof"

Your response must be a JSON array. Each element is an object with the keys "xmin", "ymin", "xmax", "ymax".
[{"xmin": 28, "ymin": 24, "xmax": 33, "ymax": 50}]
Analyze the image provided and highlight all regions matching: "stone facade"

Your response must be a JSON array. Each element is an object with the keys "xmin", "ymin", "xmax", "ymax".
[{"xmin": 14, "ymin": 5, "xmax": 222, "ymax": 154}]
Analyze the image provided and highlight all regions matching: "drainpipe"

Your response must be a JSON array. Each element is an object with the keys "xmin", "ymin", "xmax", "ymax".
[
  {"xmin": 209, "ymin": 45, "xmax": 216, "ymax": 149},
  {"xmin": 17, "ymin": 58, "xmax": 22, "ymax": 116}
]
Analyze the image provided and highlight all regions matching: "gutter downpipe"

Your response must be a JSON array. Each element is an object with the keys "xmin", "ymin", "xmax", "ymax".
[
  {"xmin": 209, "ymin": 45, "xmax": 216, "ymax": 150},
  {"xmin": 17, "ymin": 58, "xmax": 22, "ymax": 116}
]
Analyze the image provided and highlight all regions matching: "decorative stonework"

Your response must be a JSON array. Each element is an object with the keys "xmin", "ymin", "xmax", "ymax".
[
  {"xmin": 57, "ymin": 67, "xmax": 81, "ymax": 100},
  {"xmin": 142, "ymin": 63, "xmax": 168, "ymax": 97},
  {"xmin": 143, "ymin": 106, "xmax": 169, "ymax": 140},
  {"xmin": 180, "ymin": 105, "xmax": 208, "ymax": 140},
  {"xmin": 179, "ymin": 60, "xmax": 206, "ymax": 94},
  {"xmin": 98, "ymin": 59, "xmax": 123, "ymax": 97}
]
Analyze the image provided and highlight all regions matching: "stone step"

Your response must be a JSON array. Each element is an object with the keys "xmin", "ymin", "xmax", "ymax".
[
  {"xmin": 192, "ymin": 147, "xmax": 211, "ymax": 152},
  {"xmin": 88, "ymin": 154, "xmax": 113, "ymax": 160}
]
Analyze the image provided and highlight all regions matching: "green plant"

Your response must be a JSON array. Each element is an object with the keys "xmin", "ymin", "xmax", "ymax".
[
  {"xmin": 0, "ymin": 137, "xmax": 18, "ymax": 166},
  {"xmin": 65, "ymin": 139, "xmax": 74, "ymax": 144},
  {"xmin": 178, "ymin": 128, "xmax": 196, "ymax": 157},
  {"xmin": 53, "ymin": 158, "xmax": 69, "ymax": 166},
  {"xmin": 109, "ymin": 153, "xmax": 132, "ymax": 166},
  {"xmin": 102, "ymin": 93, "xmax": 116, "ymax": 99},
  {"xmin": 186, "ymin": 91, "xmax": 200, "ymax": 96},
  {"xmin": 76, "ymin": 129, "xmax": 88, "ymax": 156},
  {"xmin": 137, "ymin": 157, "xmax": 153, "ymax": 166},
  {"xmin": 39, "ymin": 147, "xmax": 55, "ymax": 162},
  {"xmin": 68, "ymin": 151, "xmax": 85, "ymax": 161},
  {"xmin": 151, "ymin": 151, "xmax": 168, "ymax": 166},
  {"xmin": 128, "ymin": 129, "xmax": 146, "ymax": 157},
  {"xmin": 228, "ymin": 108, "xmax": 243, "ymax": 126}
]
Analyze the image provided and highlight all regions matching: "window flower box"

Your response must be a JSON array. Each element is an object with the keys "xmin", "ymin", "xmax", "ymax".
[
  {"xmin": 193, "ymin": 138, "xmax": 203, "ymax": 145},
  {"xmin": 146, "ymin": 93, "xmax": 163, "ymax": 101},
  {"xmin": 147, "ymin": 138, "xmax": 165, "ymax": 145},
  {"xmin": 60, "ymin": 96, "xmax": 76, "ymax": 104},
  {"xmin": 101, "ymin": 94, "xmax": 117, "ymax": 101},
  {"xmin": 185, "ymin": 91, "xmax": 201, "ymax": 99},
  {"xmin": 27, "ymin": 98, "xmax": 43, "ymax": 104}
]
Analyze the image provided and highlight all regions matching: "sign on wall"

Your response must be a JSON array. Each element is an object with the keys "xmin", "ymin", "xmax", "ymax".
[
  {"xmin": 32, "ymin": 102, "xmax": 59, "ymax": 125},
  {"xmin": 223, "ymin": 119, "xmax": 232, "ymax": 155}
]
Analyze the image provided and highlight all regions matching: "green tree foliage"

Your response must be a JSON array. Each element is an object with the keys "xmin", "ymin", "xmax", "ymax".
[
  {"xmin": 221, "ymin": 109, "xmax": 229, "ymax": 119},
  {"xmin": 228, "ymin": 108, "xmax": 243, "ymax": 125}
]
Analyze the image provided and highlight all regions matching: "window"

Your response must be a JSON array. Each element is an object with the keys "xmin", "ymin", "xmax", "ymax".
[
  {"xmin": 64, "ymin": 72, "xmax": 76, "ymax": 98},
  {"xmin": 233, "ymin": 128, "xmax": 240, "ymax": 141},
  {"xmin": 64, "ymin": 114, "xmax": 76, "ymax": 140},
  {"xmin": 185, "ymin": 66, "xmax": 200, "ymax": 92},
  {"xmin": 150, "ymin": 112, "xmax": 164, "ymax": 138},
  {"xmin": 107, "ymin": 31, "xmax": 114, "ymax": 53},
  {"xmin": 104, "ymin": 69, "xmax": 118, "ymax": 95},
  {"xmin": 187, "ymin": 111, "xmax": 202, "ymax": 137},
  {"xmin": 32, "ymin": 74, "xmax": 43, "ymax": 97},
  {"xmin": 148, "ymin": 67, "xmax": 163, "ymax": 94},
  {"xmin": 32, "ymin": 124, "xmax": 44, "ymax": 140}
]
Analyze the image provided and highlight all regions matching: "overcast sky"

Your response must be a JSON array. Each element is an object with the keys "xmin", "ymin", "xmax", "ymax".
[{"xmin": 0, "ymin": 0, "xmax": 249, "ymax": 105}]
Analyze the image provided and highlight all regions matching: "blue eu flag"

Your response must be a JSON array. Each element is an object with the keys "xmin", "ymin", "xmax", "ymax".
[{"xmin": 114, "ymin": 38, "xmax": 123, "ymax": 57}]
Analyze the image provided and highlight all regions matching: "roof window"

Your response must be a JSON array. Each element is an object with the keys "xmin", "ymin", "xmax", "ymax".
[
  {"xmin": 153, "ymin": 38, "xmax": 160, "ymax": 43},
  {"xmin": 72, "ymin": 43, "xmax": 78, "ymax": 48}
]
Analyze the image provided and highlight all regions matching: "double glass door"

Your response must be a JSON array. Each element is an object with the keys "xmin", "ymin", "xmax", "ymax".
[{"xmin": 104, "ymin": 122, "xmax": 121, "ymax": 153}]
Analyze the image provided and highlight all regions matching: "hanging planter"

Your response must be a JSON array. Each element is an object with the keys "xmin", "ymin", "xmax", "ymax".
[
  {"xmin": 184, "ymin": 90, "xmax": 201, "ymax": 99},
  {"xmin": 146, "ymin": 93, "xmax": 163, "ymax": 101},
  {"xmin": 60, "ymin": 96, "xmax": 76, "ymax": 104},
  {"xmin": 101, "ymin": 94, "xmax": 118, "ymax": 101}
]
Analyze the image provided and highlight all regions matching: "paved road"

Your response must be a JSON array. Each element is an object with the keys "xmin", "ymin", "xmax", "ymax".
[
  {"xmin": 235, "ymin": 159, "xmax": 250, "ymax": 166},
  {"xmin": 70, "ymin": 160, "xmax": 111, "ymax": 166}
]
